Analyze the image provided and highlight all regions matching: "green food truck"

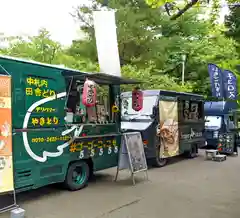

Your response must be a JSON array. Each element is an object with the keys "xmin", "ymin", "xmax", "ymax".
[
  {"xmin": 0, "ymin": 55, "xmax": 140, "ymax": 194},
  {"xmin": 121, "ymin": 90, "xmax": 205, "ymax": 167}
]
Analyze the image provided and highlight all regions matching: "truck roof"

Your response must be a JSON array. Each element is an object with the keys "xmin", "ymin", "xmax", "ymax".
[
  {"xmin": 121, "ymin": 89, "xmax": 203, "ymax": 99},
  {"xmin": 0, "ymin": 54, "xmax": 140, "ymax": 85},
  {"xmin": 204, "ymin": 101, "xmax": 238, "ymax": 115},
  {"xmin": 0, "ymin": 54, "xmax": 81, "ymax": 73}
]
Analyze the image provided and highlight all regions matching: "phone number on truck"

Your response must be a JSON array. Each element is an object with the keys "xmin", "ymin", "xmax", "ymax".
[{"xmin": 31, "ymin": 136, "xmax": 71, "ymax": 143}]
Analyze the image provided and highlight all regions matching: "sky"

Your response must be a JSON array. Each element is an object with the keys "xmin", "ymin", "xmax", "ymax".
[
  {"xmin": 0, "ymin": 0, "xmax": 90, "ymax": 46},
  {"xmin": 219, "ymin": 0, "xmax": 230, "ymax": 22},
  {"xmin": 0, "ymin": 0, "xmax": 229, "ymax": 46}
]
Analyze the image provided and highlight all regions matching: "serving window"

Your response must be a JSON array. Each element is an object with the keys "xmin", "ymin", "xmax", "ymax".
[
  {"xmin": 64, "ymin": 78, "xmax": 113, "ymax": 124},
  {"xmin": 180, "ymin": 100, "xmax": 203, "ymax": 121}
]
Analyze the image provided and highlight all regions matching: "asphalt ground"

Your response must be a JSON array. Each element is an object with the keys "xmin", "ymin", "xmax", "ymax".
[{"xmin": 1, "ymin": 149, "xmax": 240, "ymax": 218}]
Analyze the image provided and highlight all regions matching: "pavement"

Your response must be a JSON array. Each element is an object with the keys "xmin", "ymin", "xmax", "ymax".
[{"xmin": 1, "ymin": 149, "xmax": 240, "ymax": 218}]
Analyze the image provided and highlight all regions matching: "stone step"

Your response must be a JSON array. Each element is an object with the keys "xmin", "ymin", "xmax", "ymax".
[
  {"xmin": 212, "ymin": 154, "xmax": 227, "ymax": 162},
  {"xmin": 205, "ymin": 149, "xmax": 219, "ymax": 160},
  {"xmin": 10, "ymin": 208, "xmax": 25, "ymax": 218},
  {"xmin": 205, "ymin": 149, "xmax": 219, "ymax": 154}
]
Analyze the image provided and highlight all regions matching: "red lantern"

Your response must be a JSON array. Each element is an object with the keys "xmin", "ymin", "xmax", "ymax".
[
  {"xmin": 132, "ymin": 88, "xmax": 143, "ymax": 111},
  {"xmin": 82, "ymin": 78, "xmax": 97, "ymax": 107}
]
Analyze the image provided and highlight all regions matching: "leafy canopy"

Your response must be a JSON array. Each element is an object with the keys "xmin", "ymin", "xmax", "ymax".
[{"xmin": 0, "ymin": 0, "xmax": 239, "ymax": 95}]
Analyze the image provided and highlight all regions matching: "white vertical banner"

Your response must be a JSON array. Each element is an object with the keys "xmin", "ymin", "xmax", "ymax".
[{"xmin": 93, "ymin": 11, "xmax": 121, "ymax": 77}]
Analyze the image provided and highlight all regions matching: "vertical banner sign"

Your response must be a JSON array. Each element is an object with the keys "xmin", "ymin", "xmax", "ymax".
[
  {"xmin": 158, "ymin": 100, "xmax": 179, "ymax": 158},
  {"xmin": 0, "ymin": 75, "xmax": 16, "ymax": 212},
  {"xmin": 222, "ymin": 70, "xmax": 238, "ymax": 100},
  {"xmin": 208, "ymin": 64, "xmax": 224, "ymax": 98},
  {"xmin": 93, "ymin": 11, "xmax": 121, "ymax": 77}
]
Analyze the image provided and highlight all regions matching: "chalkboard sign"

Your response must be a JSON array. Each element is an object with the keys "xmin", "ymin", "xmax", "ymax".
[{"xmin": 115, "ymin": 132, "xmax": 148, "ymax": 185}]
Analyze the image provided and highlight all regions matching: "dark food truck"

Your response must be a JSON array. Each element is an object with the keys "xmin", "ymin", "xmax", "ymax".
[
  {"xmin": 204, "ymin": 101, "xmax": 239, "ymax": 154},
  {"xmin": 121, "ymin": 90, "xmax": 205, "ymax": 167},
  {"xmin": 228, "ymin": 109, "xmax": 240, "ymax": 154}
]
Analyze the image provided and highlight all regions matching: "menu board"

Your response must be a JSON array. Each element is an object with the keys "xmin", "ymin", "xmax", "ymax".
[
  {"xmin": 115, "ymin": 132, "xmax": 148, "ymax": 185},
  {"xmin": 124, "ymin": 133, "xmax": 148, "ymax": 173},
  {"xmin": 0, "ymin": 75, "xmax": 16, "ymax": 212}
]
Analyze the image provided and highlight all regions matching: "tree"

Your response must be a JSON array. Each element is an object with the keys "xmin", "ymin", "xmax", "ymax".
[
  {"xmin": 0, "ymin": 28, "xmax": 98, "ymax": 72},
  {"xmin": 2, "ymin": 28, "xmax": 61, "ymax": 63},
  {"xmin": 70, "ymin": 0, "xmax": 167, "ymax": 66},
  {"xmin": 145, "ymin": 0, "xmax": 240, "ymax": 20},
  {"xmin": 1, "ymin": 0, "xmax": 239, "ymax": 95},
  {"xmin": 225, "ymin": 6, "xmax": 240, "ymax": 53},
  {"xmin": 121, "ymin": 64, "xmax": 194, "ymax": 92},
  {"xmin": 71, "ymin": 0, "xmax": 239, "ymax": 95}
]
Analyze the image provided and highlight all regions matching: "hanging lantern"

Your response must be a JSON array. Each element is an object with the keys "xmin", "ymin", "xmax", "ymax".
[
  {"xmin": 82, "ymin": 78, "xmax": 97, "ymax": 107},
  {"xmin": 132, "ymin": 87, "xmax": 143, "ymax": 111}
]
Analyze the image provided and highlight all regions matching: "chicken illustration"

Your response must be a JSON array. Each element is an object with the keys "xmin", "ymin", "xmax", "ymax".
[
  {"xmin": 0, "ymin": 156, "xmax": 6, "ymax": 170},
  {"xmin": 0, "ymin": 140, "xmax": 5, "ymax": 151},
  {"xmin": 0, "ymin": 122, "xmax": 10, "ymax": 153},
  {"xmin": 0, "ymin": 122, "xmax": 10, "ymax": 137}
]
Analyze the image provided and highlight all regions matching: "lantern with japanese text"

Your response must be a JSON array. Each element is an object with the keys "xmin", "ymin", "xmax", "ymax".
[
  {"xmin": 132, "ymin": 87, "xmax": 143, "ymax": 111},
  {"xmin": 82, "ymin": 78, "xmax": 97, "ymax": 107}
]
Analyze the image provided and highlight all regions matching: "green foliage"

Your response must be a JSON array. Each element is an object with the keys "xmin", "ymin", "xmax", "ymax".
[
  {"xmin": 70, "ymin": 0, "xmax": 171, "ymax": 67},
  {"xmin": 225, "ymin": 7, "xmax": 240, "ymax": 54},
  {"xmin": 121, "ymin": 65, "xmax": 194, "ymax": 92},
  {"xmin": 0, "ymin": 28, "xmax": 61, "ymax": 63},
  {"xmin": 0, "ymin": 28, "xmax": 98, "ymax": 72},
  {"xmin": 0, "ymin": 0, "xmax": 239, "ymax": 97},
  {"xmin": 145, "ymin": 0, "xmax": 171, "ymax": 8},
  {"xmin": 225, "ymin": 7, "xmax": 240, "ymax": 40},
  {"xmin": 145, "ymin": 0, "xmax": 237, "ymax": 21},
  {"xmin": 71, "ymin": 1, "xmax": 239, "ymax": 95}
]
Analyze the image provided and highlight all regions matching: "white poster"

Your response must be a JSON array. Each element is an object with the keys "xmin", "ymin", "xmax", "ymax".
[{"xmin": 93, "ymin": 11, "xmax": 121, "ymax": 77}]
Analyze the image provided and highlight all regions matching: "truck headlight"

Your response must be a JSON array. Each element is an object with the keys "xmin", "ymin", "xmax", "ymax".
[{"xmin": 213, "ymin": 131, "xmax": 219, "ymax": 138}]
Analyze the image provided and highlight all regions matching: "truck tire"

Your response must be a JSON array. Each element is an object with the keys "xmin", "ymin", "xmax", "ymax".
[
  {"xmin": 152, "ymin": 156, "xmax": 167, "ymax": 167},
  {"xmin": 152, "ymin": 145, "xmax": 168, "ymax": 167},
  {"xmin": 187, "ymin": 144, "xmax": 198, "ymax": 158},
  {"xmin": 64, "ymin": 161, "xmax": 90, "ymax": 191}
]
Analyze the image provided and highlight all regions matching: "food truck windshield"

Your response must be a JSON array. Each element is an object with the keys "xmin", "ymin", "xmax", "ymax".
[
  {"xmin": 121, "ymin": 95, "xmax": 158, "ymax": 119},
  {"xmin": 205, "ymin": 116, "xmax": 222, "ymax": 130}
]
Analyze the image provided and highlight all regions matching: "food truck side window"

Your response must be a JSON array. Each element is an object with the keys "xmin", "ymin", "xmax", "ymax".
[
  {"xmin": 65, "ymin": 80, "xmax": 111, "ymax": 124},
  {"xmin": 183, "ymin": 100, "xmax": 190, "ymax": 120},
  {"xmin": 183, "ymin": 100, "xmax": 202, "ymax": 121},
  {"xmin": 95, "ymin": 85, "xmax": 111, "ymax": 123}
]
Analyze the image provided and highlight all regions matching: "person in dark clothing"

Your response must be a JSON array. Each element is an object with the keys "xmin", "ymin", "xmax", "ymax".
[
  {"xmin": 233, "ymin": 132, "xmax": 238, "ymax": 155},
  {"xmin": 67, "ymin": 82, "xmax": 80, "ymax": 113}
]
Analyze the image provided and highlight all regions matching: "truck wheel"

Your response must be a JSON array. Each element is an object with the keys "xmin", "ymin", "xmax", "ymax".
[
  {"xmin": 64, "ymin": 161, "xmax": 90, "ymax": 191},
  {"xmin": 152, "ymin": 146, "xmax": 167, "ymax": 167},
  {"xmin": 153, "ymin": 156, "xmax": 167, "ymax": 167},
  {"xmin": 152, "ymin": 143, "xmax": 168, "ymax": 167},
  {"xmin": 187, "ymin": 144, "xmax": 198, "ymax": 158}
]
